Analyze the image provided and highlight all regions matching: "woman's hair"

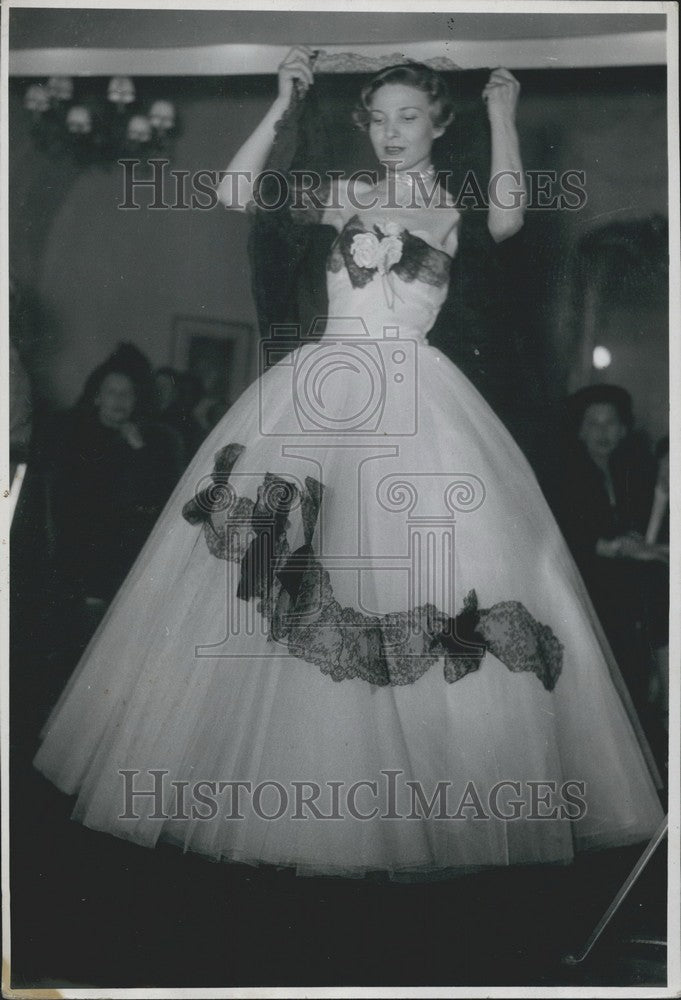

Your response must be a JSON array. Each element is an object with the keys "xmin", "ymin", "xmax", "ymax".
[
  {"xmin": 77, "ymin": 342, "xmax": 157, "ymax": 420},
  {"xmin": 353, "ymin": 62, "xmax": 454, "ymax": 131},
  {"xmin": 566, "ymin": 383, "xmax": 634, "ymax": 436}
]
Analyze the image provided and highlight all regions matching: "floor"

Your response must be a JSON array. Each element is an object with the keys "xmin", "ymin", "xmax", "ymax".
[{"xmin": 8, "ymin": 553, "xmax": 668, "ymax": 991}]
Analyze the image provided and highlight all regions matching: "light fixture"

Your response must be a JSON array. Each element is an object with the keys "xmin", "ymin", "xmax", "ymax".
[
  {"xmin": 592, "ymin": 345, "xmax": 612, "ymax": 370},
  {"xmin": 24, "ymin": 77, "xmax": 178, "ymax": 164}
]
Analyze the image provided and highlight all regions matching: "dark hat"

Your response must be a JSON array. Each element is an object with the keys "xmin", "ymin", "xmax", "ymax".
[
  {"xmin": 78, "ymin": 342, "xmax": 156, "ymax": 419},
  {"xmin": 566, "ymin": 383, "xmax": 634, "ymax": 434}
]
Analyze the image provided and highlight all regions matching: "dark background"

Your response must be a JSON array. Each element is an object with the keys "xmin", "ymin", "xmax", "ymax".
[
  {"xmin": 8, "ymin": 16, "xmax": 669, "ymax": 988},
  {"xmin": 10, "ymin": 66, "xmax": 668, "ymax": 456}
]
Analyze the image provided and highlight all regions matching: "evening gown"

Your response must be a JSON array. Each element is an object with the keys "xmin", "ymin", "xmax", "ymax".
[{"xmin": 34, "ymin": 213, "xmax": 664, "ymax": 878}]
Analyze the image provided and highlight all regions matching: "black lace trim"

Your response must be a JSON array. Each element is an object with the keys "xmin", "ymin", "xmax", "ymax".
[
  {"xmin": 182, "ymin": 447, "xmax": 563, "ymax": 690},
  {"xmin": 328, "ymin": 215, "xmax": 451, "ymax": 289}
]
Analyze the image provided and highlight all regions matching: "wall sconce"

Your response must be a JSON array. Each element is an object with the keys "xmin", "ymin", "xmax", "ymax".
[{"xmin": 24, "ymin": 76, "xmax": 178, "ymax": 164}]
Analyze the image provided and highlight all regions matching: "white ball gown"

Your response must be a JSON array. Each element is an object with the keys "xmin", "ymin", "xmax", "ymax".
[{"xmin": 34, "ymin": 211, "xmax": 664, "ymax": 879}]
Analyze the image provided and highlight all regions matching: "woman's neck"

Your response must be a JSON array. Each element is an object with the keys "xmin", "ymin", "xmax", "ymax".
[
  {"xmin": 379, "ymin": 164, "xmax": 440, "ymax": 208},
  {"xmin": 393, "ymin": 163, "xmax": 436, "ymax": 181}
]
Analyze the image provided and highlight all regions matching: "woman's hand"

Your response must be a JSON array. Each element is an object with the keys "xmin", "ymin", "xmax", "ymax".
[
  {"xmin": 598, "ymin": 534, "xmax": 669, "ymax": 563},
  {"xmin": 219, "ymin": 45, "xmax": 315, "ymax": 212},
  {"xmin": 484, "ymin": 68, "xmax": 525, "ymax": 241},
  {"xmin": 656, "ymin": 452, "xmax": 670, "ymax": 495},
  {"xmin": 120, "ymin": 422, "xmax": 145, "ymax": 450},
  {"xmin": 277, "ymin": 46, "xmax": 316, "ymax": 105},
  {"xmin": 482, "ymin": 68, "xmax": 521, "ymax": 123}
]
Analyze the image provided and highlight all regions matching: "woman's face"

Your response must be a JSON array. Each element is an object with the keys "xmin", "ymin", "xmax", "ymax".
[
  {"xmin": 95, "ymin": 372, "xmax": 137, "ymax": 427},
  {"xmin": 367, "ymin": 83, "xmax": 444, "ymax": 173},
  {"xmin": 578, "ymin": 403, "xmax": 627, "ymax": 462}
]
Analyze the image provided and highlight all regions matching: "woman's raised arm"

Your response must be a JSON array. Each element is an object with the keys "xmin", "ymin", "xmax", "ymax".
[
  {"xmin": 482, "ymin": 68, "xmax": 526, "ymax": 242},
  {"xmin": 217, "ymin": 46, "xmax": 316, "ymax": 212}
]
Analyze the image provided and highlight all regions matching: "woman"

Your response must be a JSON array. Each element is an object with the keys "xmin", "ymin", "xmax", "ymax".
[
  {"xmin": 553, "ymin": 384, "xmax": 667, "ymax": 719},
  {"xmin": 34, "ymin": 51, "xmax": 663, "ymax": 879},
  {"xmin": 50, "ymin": 346, "xmax": 183, "ymax": 606}
]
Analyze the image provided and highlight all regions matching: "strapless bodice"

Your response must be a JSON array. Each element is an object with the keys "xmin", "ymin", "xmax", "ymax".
[{"xmin": 324, "ymin": 216, "xmax": 452, "ymax": 343}]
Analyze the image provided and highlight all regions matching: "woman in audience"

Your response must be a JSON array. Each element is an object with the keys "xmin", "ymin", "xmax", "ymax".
[
  {"xmin": 50, "ymin": 345, "xmax": 183, "ymax": 620},
  {"xmin": 553, "ymin": 384, "xmax": 668, "ymax": 720}
]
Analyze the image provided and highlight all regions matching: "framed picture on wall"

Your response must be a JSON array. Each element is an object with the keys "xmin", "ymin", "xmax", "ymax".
[{"xmin": 171, "ymin": 314, "xmax": 255, "ymax": 408}]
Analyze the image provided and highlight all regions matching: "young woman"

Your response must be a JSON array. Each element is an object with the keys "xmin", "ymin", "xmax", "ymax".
[{"xmin": 34, "ymin": 50, "xmax": 663, "ymax": 880}]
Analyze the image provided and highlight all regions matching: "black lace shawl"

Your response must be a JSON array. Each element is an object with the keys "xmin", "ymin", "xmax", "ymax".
[{"xmin": 247, "ymin": 70, "xmax": 526, "ymax": 420}]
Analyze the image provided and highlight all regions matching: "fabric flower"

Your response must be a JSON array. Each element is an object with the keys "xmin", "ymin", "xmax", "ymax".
[
  {"xmin": 350, "ymin": 226, "xmax": 404, "ymax": 276},
  {"xmin": 350, "ymin": 232, "xmax": 381, "ymax": 269},
  {"xmin": 377, "ymin": 235, "xmax": 403, "ymax": 275}
]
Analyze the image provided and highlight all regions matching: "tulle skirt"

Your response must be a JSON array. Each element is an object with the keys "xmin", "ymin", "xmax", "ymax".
[{"xmin": 33, "ymin": 338, "xmax": 664, "ymax": 879}]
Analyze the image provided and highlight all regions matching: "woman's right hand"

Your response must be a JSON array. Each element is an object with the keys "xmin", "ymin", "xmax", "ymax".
[
  {"xmin": 219, "ymin": 46, "xmax": 315, "ymax": 212},
  {"xmin": 600, "ymin": 534, "xmax": 669, "ymax": 563},
  {"xmin": 277, "ymin": 47, "xmax": 315, "ymax": 104},
  {"xmin": 120, "ymin": 422, "xmax": 145, "ymax": 450}
]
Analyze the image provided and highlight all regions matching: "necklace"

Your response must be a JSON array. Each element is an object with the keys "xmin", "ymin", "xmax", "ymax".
[
  {"xmin": 393, "ymin": 164, "xmax": 437, "ymax": 187},
  {"xmin": 388, "ymin": 164, "xmax": 438, "ymax": 207}
]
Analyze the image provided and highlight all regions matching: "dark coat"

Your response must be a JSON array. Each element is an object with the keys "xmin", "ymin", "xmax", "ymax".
[{"xmin": 50, "ymin": 409, "xmax": 183, "ymax": 601}]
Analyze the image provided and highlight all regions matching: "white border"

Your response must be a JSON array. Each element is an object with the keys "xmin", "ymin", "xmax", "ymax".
[{"xmin": 8, "ymin": 33, "xmax": 668, "ymax": 74}]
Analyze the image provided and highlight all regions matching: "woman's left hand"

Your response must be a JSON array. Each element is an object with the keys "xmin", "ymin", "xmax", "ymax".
[
  {"xmin": 482, "ymin": 68, "xmax": 521, "ymax": 123},
  {"xmin": 120, "ymin": 422, "xmax": 145, "ymax": 450}
]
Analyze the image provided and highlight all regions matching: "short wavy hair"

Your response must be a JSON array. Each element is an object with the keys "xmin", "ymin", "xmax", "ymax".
[{"xmin": 353, "ymin": 62, "xmax": 455, "ymax": 132}]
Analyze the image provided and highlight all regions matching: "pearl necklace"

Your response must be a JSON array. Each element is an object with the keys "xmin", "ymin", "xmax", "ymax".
[{"xmin": 393, "ymin": 164, "xmax": 437, "ymax": 187}]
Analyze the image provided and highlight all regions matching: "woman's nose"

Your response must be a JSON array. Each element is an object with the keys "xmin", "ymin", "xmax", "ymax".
[{"xmin": 385, "ymin": 119, "xmax": 400, "ymax": 139}]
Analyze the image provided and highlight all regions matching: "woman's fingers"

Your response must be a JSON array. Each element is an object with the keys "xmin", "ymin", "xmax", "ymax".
[
  {"xmin": 277, "ymin": 48, "xmax": 315, "ymax": 100},
  {"xmin": 484, "ymin": 68, "xmax": 520, "ymax": 92},
  {"xmin": 489, "ymin": 67, "xmax": 520, "ymax": 82},
  {"xmin": 281, "ymin": 46, "xmax": 315, "ymax": 72},
  {"xmin": 279, "ymin": 48, "xmax": 315, "ymax": 91},
  {"xmin": 482, "ymin": 67, "xmax": 520, "ymax": 112},
  {"xmin": 284, "ymin": 45, "xmax": 315, "ymax": 59}
]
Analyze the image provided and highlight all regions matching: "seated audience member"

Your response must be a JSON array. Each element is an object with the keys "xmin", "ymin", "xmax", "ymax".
[
  {"xmin": 154, "ymin": 366, "xmax": 204, "ymax": 463},
  {"xmin": 552, "ymin": 384, "xmax": 667, "ymax": 718},
  {"xmin": 50, "ymin": 344, "xmax": 183, "ymax": 613},
  {"xmin": 154, "ymin": 366, "xmax": 197, "ymax": 466},
  {"xmin": 9, "ymin": 272, "xmax": 32, "ymax": 483},
  {"xmin": 9, "ymin": 338, "xmax": 32, "ymax": 485},
  {"xmin": 193, "ymin": 391, "xmax": 229, "ymax": 439},
  {"xmin": 643, "ymin": 436, "xmax": 670, "ymax": 729},
  {"xmin": 155, "ymin": 365, "xmax": 179, "ymax": 415}
]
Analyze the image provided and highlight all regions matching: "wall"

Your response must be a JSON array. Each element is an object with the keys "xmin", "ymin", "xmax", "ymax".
[
  {"xmin": 9, "ymin": 69, "xmax": 668, "ymax": 443},
  {"xmin": 549, "ymin": 83, "xmax": 668, "ymax": 443},
  {"xmin": 10, "ymin": 78, "xmax": 273, "ymax": 407}
]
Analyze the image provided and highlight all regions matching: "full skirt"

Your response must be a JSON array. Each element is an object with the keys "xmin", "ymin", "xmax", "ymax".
[{"xmin": 34, "ymin": 339, "xmax": 664, "ymax": 879}]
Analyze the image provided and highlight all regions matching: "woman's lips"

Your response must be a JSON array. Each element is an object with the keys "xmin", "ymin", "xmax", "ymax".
[{"xmin": 384, "ymin": 146, "xmax": 404, "ymax": 156}]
